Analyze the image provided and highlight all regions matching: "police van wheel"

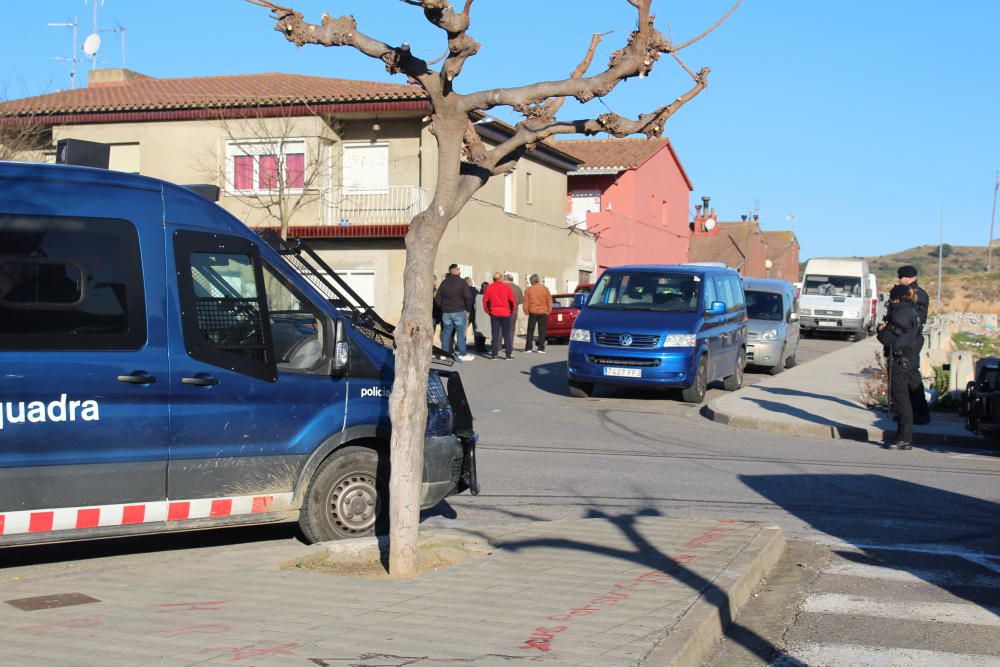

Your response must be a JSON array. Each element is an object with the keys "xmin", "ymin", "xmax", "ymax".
[
  {"xmin": 300, "ymin": 446, "xmax": 389, "ymax": 543},
  {"xmin": 568, "ymin": 380, "xmax": 595, "ymax": 398},
  {"xmin": 785, "ymin": 349, "xmax": 798, "ymax": 369},
  {"xmin": 769, "ymin": 346, "xmax": 786, "ymax": 376},
  {"xmin": 724, "ymin": 349, "xmax": 746, "ymax": 391}
]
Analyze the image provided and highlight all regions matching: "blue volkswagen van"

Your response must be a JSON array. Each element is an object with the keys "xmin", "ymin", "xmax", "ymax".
[
  {"xmin": 566, "ymin": 265, "xmax": 747, "ymax": 403},
  {"xmin": 0, "ymin": 156, "xmax": 477, "ymax": 547}
]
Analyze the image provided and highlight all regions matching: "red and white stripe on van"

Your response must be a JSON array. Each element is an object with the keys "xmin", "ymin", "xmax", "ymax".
[{"xmin": 0, "ymin": 492, "xmax": 295, "ymax": 537}]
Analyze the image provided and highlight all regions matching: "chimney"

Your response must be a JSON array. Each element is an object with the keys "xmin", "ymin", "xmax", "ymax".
[{"xmin": 88, "ymin": 68, "xmax": 150, "ymax": 87}]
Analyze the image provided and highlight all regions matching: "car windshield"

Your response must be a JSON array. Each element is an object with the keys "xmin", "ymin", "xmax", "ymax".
[
  {"xmin": 745, "ymin": 291, "xmax": 784, "ymax": 321},
  {"xmin": 587, "ymin": 272, "xmax": 701, "ymax": 312},
  {"xmin": 803, "ymin": 274, "xmax": 861, "ymax": 297}
]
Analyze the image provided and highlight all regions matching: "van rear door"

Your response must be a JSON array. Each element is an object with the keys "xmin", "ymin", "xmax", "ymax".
[{"xmin": 0, "ymin": 180, "xmax": 168, "ymax": 529}]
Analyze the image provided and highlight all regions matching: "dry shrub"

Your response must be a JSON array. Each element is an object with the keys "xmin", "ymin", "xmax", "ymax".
[{"xmin": 859, "ymin": 350, "xmax": 889, "ymax": 408}]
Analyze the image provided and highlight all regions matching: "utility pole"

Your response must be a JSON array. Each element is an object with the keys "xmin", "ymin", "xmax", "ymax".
[
  {"xmin": 938, "ymin": 203, "xmax": 943, "ymax": 314},
  {"xmin": 989, "ymin": 170, "xmax": 999, "ymax": 272}
]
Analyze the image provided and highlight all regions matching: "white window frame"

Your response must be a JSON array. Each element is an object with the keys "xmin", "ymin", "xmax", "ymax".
[
  {"xmin": 525, "ymin": 171, "xmax": 533, "ymax": 205},
  {"xmin": 342, "ymin": 141, "xmax": 390, "ymax": 195},
  {"xmin": 225, "ymin": 138, "xmax": 308, "ymax": 196},
  {"xmin": 503, "ymin": 172, "xmax": 517, "ymax": 214}
]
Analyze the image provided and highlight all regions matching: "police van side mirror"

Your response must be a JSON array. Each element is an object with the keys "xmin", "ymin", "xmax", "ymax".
[
  {"xmin": 333, "ymin": 318, "xmax": 350, "ymax": 375},
  {"xmin": 706, "ymin": 301, "xmax": 726, "ymax": 316}
]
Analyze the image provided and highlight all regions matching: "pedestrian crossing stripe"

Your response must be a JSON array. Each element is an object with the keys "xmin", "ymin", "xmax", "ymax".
[
  {"xmin": 0, "ymin": 493, "xmax": 295, "ymax": 538},
  {"xmin": 775, "ymin": 642, "xmax": 1000, "ymax": 667},
  {"xmin": 802, "ymin": 592, "xmax": 1000, "ymax": 627},
  {"xmin": 824, "ymin": 561, "xmax": 1000, "ymax": 589}
]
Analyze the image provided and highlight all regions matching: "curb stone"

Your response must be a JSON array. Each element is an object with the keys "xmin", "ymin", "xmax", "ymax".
[
  {"xmin": 642, "ymin": 525, "xmax": 786, "ymax": 666},
  {"xmin": 702, "ymin": 399, "xmax": 987, "ymax": 449}
]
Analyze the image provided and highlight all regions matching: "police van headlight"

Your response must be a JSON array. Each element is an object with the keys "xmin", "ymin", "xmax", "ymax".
[
  {"xmin": 570, "ymin": 328, "xmax": 591, "ymax": 343},
  {"xmin": 761, "ymin": 329, "xmax": 779, "ymax": 341},
  {"xmin": 664, "ymin": 333, "xmax": 697, "ymax": 347}
]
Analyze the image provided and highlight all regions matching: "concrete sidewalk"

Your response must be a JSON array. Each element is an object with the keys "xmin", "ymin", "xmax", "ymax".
[
  {"xmin": 0, "ymin": 517, "xmax": 784, "ymax": 666},
  {"xmin": 705, "ymin": 338, "xmax": 984, "ymax": 447}
]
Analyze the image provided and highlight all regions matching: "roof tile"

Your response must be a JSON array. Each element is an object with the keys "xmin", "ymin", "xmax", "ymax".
[
  {"xmin": 0, "ymin": 73, "xmax": 426, "ymax": 116},
  {"xmin": 556, "ymin": 137, "xmax": 671, "ymax": 171}
]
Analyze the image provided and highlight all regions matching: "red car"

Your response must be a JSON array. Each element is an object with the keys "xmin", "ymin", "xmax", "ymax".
[{"xmin": 547, "ymin": 293, "xmax": 587, "ymax": 342}]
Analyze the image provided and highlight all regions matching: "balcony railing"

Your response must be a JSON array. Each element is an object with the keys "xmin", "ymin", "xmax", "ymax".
[{"xmin": 322, "ymin": 186, "xmax": 429, "ymax": 226}]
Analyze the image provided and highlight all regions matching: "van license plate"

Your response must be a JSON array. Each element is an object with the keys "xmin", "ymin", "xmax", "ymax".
[
  {"xmin": 604, "ymin": 367, "xmax": 641, "ymax": 378},
  {"xmin": 818, "ymin": 320, "xmax": 838, "ymax": 327}
]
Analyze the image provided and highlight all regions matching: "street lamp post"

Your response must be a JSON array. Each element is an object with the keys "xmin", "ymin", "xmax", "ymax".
[{"xmin": 989, "ymin": 170, "xmax": 999, "ymax": 272}]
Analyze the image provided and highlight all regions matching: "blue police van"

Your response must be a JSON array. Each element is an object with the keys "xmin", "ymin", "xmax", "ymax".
[
  {"xmin": 0, "ymin": 148, "xmax": 478, "ymax": 547},
  {"xmin": 566, "ymin": 264, "xmax": 748, "ymax": 403}
]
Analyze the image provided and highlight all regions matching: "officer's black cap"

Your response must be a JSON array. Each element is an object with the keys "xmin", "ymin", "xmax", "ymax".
[
  {"xmin": 889, "ymin": 284, "xmax": 911, "ymax": 300},
  {"xmin": 897, "ymin": 265, "xmax": 918, "ymax": 279}
]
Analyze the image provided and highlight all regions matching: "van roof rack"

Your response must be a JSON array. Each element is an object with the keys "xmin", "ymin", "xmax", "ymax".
[{"xmin": 258, "ymin": 230, "xmax": 454, "ymax": 366}]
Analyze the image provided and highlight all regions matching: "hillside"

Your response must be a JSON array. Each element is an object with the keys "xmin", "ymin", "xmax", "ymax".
[{"xmin": 801, "ymin": 244, "xmax": 1000, "ymax": 315}]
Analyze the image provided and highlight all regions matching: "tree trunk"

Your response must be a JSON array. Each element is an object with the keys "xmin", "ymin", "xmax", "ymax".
[{"xmin": 387, "ymin": 210, "xmax": 439, "ymax": 578}]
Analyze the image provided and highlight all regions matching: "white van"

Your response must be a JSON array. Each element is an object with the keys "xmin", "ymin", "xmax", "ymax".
[{"xmin": 799, "ymin": 258, "xmax": 871, "ymax": 339}]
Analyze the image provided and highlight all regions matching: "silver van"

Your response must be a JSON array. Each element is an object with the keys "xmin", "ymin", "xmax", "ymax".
[{"xmin": 742, "ymin": 277, "xmax": 800, "ymax": 375}]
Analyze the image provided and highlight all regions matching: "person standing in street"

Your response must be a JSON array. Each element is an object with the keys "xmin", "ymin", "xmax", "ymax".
[
  {"xmin": 523, "ymin": 274, "xmax": 553, "ymax": 353},
  {"xmin": 484, "ymin": 272, "xmax": 516, "ymax": 359},
  {"xmin": 435, "ymin": 264, "xmax": 475, "ymax": 361},
  {"xmin": 505, "ymin": 274, "xmax": 524, "ymax": 340},
  {"xmin": 896, "ymin": 265, "xmax": 931, "ymax": 424},
  {"xmin": 877, "ymin": 284, "xmax": 921, "ymax": 449}
]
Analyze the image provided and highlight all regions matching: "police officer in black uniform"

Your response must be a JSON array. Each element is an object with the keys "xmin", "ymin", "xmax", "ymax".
[
  {"xmin": 877, "ymin": 284, "xmax": 921, "ymax": 449},
  {"xmin": 896, "ymin": 265, "xmax": 931, "ymax": 424}
]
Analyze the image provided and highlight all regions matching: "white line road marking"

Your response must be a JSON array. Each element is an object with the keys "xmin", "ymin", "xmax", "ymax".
[
  {"xmin": 817, "ymin": 540, "xmax": 1000, "ymax": 575},
  {"xmin": 775, "ymin": 642, "xmax": 1000, "ymax": 667},
  {"xmin": 825, "ymin": 561, "xmax": 1000, "ymax": 588},
  {"xmin": 802, "ymin": 593, "xmax": 1000, "ymax": 626}
]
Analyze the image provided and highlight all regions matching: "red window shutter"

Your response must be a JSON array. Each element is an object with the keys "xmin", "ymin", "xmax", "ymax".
[
  {"xmin": 259, "ymin": 154, "xmax": 278, "ymax": 190},
  {"xmin": 234, "ymin": 155, "xmax": 253, "ymax": 190},
  {"xmin": 286, "ymin": 153, "xmax": 305, "ymax": 189}
]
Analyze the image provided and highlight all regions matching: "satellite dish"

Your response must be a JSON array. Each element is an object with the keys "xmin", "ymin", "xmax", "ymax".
[
  {"xmin": 704, "ymin": 217, "xmax": 717, "ymax": 231},
  {"xmin": 83, "ymin": 33, "xmax": 102, "ymax": 57}
]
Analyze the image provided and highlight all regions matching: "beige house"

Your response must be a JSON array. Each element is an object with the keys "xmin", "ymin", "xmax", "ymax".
[{"xmin": 0, "ymin": 69, "xmax": 595, "ymax": 321}]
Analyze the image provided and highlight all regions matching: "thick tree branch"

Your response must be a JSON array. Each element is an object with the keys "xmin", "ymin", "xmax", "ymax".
[
  {"xmin": 402, "ymin": 0, "xmax": 481, "ymax": 84},
  {"xmin": 247, "ymin": 0, "xmax": 440, "ymax": 92}
]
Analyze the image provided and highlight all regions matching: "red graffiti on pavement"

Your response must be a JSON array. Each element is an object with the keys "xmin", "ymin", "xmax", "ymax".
[
  {"xmin": 157, "ymin": 623, "xmax": 231, "ymax": 638},
  {"xmin": 518, "ymin": 521, "xmax": 740, "ymax": 652},
  {"xmin": 155, "ymin": 600, "xmax": 230, "ymax": 612},
  {"xmin": 200, "ymin": 642, "xmax": 301, "ymax": 662},
  {"xmin": 18, "ymin": 617, "xmax": 101, "ymax": 636}
]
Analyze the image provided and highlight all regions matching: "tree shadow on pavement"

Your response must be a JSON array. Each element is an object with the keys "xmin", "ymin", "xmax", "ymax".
[
  {"xmin": 741, "ymin": 474, "xmax": 1000, "ymax": 609},
  {"xmin": 745, "ymin": 398, "xmax": 873, "ymax": 441},
  {"xmin": 755, "ymin": 386, "xmax": 861, "ymax": 411},
  {"xmin": 458, "ymin": 505, "xmax": 805, "ymax": 665}
]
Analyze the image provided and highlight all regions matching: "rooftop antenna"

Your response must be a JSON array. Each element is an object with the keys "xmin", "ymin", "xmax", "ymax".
[
  {"xmin": 101, "ymin": 20, "xmax": 127, "ymax": 67},
  {"xmin": 48, "ymin": 17, "xmax": 80, "ymax": 89},
  {"xmin": 82, "ymin": 0, "xmax": 105, "ymax": 70}
]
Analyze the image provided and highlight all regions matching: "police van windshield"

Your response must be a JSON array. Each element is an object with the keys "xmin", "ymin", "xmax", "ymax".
[
  {"xmin": 588, "ymin": 272, "xmax": 701, "ymax": 312},
  {"xmin": 745, "ymin": 291, "xmax": 784, "ymax": 321},
  {"xmin": 803, "ymin": 275, "xmax": 861, "ymax": 297}
]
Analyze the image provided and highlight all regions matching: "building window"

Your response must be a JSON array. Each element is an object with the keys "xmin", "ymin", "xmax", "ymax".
[
  {"xmin": 226, "ymin": 140, "xmax": 306, "ymax": 195},
  {"xmin": 504, "ymin": 172, "xmax": 516, "ymax": 214},
  {"xmin": 570, "ymin": 191, "xmax": 601, "ymax": 225},
  {"xmin": 525, "ymin": 172, "xmax": 533, "ymax": 205},
  {"xmin": 342, "ymin": 142, "xmax": 389, "ymax": 194}
]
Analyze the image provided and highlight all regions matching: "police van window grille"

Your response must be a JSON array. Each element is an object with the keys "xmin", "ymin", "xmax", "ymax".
[{"xmin": 193, "ymin": 298, "xmax": 267, "ymax": 362}]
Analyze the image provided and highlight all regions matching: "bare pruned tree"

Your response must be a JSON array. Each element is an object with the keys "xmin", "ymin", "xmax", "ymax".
[
  {"xmin": 201, "ymin": 104, "xmax": 336, "ymax": 240},
  {"xmin": 0, "ymin": 85, "xmax": 51, "ymax": 162},
  {"xmin": 251, "ymin": 0, "xmax": 739, "ymax": 578}
]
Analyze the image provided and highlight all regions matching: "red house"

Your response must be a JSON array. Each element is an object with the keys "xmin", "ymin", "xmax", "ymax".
[{"xmin": 559, "ymin": 138, "xmax": 692, "ymax": 270}]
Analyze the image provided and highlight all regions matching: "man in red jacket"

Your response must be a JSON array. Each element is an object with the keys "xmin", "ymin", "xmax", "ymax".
[{"xmin": 483, "ymin": 271, "xmax": 516, "ymax": 359}]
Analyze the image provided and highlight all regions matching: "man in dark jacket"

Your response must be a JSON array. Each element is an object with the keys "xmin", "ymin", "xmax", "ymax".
[
  {"xmin": 896, "ymin": 265, "xmax": 931, "ymax": 423},
  {"xmin": 436, "ymin": 264, "xmax": 475, "ymax": 361},
  {"xmin": 877, "ymin": 284, "xmax": 921, "ymax": 449}
]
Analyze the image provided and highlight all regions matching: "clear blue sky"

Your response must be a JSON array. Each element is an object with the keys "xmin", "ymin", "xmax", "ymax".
[{"xmin": 2, "ymin": 1, "xmax": 998, "ymax": 260}]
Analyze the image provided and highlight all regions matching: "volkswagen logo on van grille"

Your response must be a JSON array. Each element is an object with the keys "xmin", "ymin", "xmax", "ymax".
[{"xmin": 619, "ymin": 334, "xmax": 633, "ymax": 347}]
